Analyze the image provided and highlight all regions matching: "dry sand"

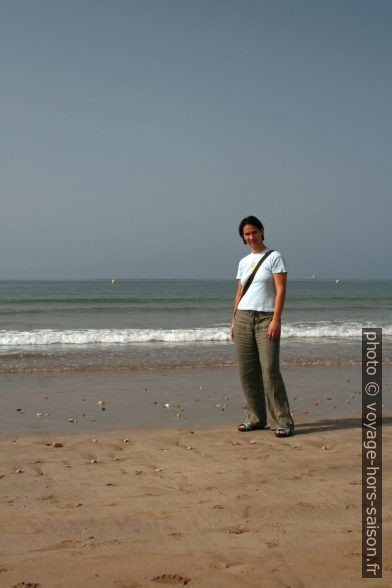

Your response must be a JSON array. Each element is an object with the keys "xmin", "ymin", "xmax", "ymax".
[
  {"xmin": 1, "ymin": 365, "xmax": 390, "ymax": 586},
  {"xmin": 1, "ymin": 417, "xmax": 391, "ymax": 587}
]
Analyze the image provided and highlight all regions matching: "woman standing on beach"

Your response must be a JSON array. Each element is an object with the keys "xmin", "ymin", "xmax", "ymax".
[{"xmin": 230, "ymin": 216, "xmax": 294, "ymax": 437}]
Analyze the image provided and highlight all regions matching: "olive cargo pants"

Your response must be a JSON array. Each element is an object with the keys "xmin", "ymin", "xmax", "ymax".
[{"xmin": 234, "ymin": 310, "xmax": 294, "ymax": 429}]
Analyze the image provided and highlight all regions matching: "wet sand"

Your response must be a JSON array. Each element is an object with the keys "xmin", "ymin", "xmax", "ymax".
[
  {"xmin": 0, "ymin": 365, "xmax": 391, "ymax": 586},
  {"xmin": 1, "ymin": 365, "xmax": 391, "ymax": 433}
]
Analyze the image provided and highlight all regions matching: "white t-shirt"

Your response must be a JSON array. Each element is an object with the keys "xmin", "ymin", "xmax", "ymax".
[{"xmin": 236, "ymin": 249, "xmax": 287, "ymax": 312}]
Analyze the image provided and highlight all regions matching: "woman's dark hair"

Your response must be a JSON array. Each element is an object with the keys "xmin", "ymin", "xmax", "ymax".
[{"xmin": 238, "ymin": 216, "xmax": 264, "ymax": 244}]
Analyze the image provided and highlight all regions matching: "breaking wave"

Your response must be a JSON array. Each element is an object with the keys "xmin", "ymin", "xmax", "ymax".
[{"xmin": 0, "ymin": 321, "xmax": 391, "ymax": 347}]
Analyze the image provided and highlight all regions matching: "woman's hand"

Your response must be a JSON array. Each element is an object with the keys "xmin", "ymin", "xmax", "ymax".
[
  {"xmin": 230, "ymin": 322, "xmax": 235, "ymax": 341},
  {"xmin": 268, "ymin": 318, "xmax": 281, "ymax": 341},
  {"xmin": 269, "ymin": 273, "xmax": 286, "ymax": 341}
]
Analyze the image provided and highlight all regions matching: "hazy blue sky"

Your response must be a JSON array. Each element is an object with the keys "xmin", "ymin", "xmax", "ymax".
[{"xmin": 1, "ymin": 0, "xmax": 391, "ymax": 280}]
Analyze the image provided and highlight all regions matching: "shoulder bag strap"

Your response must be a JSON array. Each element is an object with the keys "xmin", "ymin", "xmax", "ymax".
[{"xmin": 240, "ymin": 249, "xmax": 274, "ymax": 300}]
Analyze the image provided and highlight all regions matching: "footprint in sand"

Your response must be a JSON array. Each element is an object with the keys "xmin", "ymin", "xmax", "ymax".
[
  {"xmin": 227, "ymin": 526, "xmax": 249, "ymax": 534},
  {"xmin": 266, "ymin": 540, "xmax": 280, "ymax": 548},
  {"xmin": 38, "ymin": 495, "xmax": 58, "ymax": 503},
  {"xmin": 151, "ymin": 574, "xmax": 191, "ymax": 585},
  {"xmin": 33, "ymin": 539, "xmax": 83, "ymax": 552}
]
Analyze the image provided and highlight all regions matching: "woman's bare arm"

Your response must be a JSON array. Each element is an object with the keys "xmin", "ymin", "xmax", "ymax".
[
  {"xmin": 230, "ymin": 280, "xmax": 243, "ymax": 341},
  {"xmin": 268, "ymin": 273, "xmax": 287, "ymax": 341}
]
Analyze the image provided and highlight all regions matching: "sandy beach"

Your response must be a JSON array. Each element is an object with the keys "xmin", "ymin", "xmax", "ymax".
[
  {"xmin": 0, "ymin": 365, "xmax": 391, "ymax": 587},
  {"xmin": 2, "ymin": 365, "xmax": 391, "ymax": 433}
]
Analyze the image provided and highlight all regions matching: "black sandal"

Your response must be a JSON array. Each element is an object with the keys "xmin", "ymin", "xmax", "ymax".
[
  {"xmin": 238, "ymin": 422, "xmax": 264, "ymax": 432},
  {"xmin": 275, "ymin": 426, "xmax": 294, "ymax": 438}
]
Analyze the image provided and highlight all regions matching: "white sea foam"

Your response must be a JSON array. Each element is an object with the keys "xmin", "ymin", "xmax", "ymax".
[
  {"xmin": 0, "ymin": 328, "xmax": 230, "ymax": 347},
  {"xmin": 283, "ymin": 321, "xmax": 392, "ymax": 338},
  {"xmin": 0, "ymin": 322, "xmax": 391, "ymax": 347}
]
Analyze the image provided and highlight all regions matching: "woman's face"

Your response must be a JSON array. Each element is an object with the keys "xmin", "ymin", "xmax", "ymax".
[{"xmin": 242, "ymin": 224, "xmax": 264, "ymax": 252}]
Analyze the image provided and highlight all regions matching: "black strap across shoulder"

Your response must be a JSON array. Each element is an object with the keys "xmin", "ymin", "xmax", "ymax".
[{"xmin": 240, "ymin": 249, "xmax": 274, "ymax": 301}]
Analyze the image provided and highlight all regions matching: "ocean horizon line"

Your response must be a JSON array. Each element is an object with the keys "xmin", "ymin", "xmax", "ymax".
[{"xmin": 1, "ymin": 277, "xmax": 392, "ymax": 283}]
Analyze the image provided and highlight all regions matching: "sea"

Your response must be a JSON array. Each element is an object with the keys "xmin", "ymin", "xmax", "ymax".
[{"xmin": 0, "ymin": 279, "xmax": 391, "ymax": 374}]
